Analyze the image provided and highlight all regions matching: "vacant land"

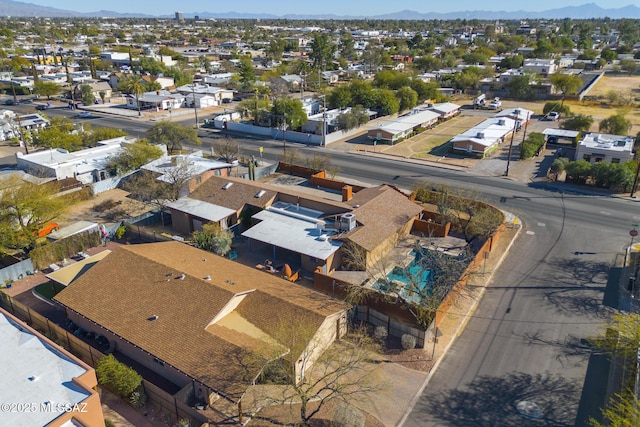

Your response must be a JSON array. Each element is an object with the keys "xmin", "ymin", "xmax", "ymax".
[{"xmin": 586, "ymin": 75, "xmax": 640, "ymax": 98}]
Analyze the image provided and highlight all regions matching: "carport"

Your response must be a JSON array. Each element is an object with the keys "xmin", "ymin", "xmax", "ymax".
[{"xmin": 542, "ymin": 128, "xmax": 579, "ymax": 145}]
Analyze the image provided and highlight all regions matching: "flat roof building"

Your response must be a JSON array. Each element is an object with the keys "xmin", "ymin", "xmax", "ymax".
[{"xmin": 0, "ymin": 308, "xmax": 104, "ymax": 427}]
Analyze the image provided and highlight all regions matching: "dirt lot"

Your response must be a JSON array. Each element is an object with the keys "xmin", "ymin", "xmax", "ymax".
[{"xmin": 586, "ymin": 75, "xmax": 640, "ymax": 97}]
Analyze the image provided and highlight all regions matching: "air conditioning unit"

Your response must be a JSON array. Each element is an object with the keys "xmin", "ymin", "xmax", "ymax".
[
  {"xmin": 340, "ymin": 213, "xmax": 356, "ymax": 231},
  {"xmin": 476, "ymin": 132, "xmax": 485, "ymax": 139}
]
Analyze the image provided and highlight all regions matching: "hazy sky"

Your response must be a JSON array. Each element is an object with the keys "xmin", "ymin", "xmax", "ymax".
[{"xmin": 26, "ymin": 0, "xmax": 636, "ymax": 16}]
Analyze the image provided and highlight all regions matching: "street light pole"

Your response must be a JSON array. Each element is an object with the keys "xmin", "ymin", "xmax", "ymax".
[{"xmin": 630, "ymin": 138, "xmax": 640, "ymax": 197}]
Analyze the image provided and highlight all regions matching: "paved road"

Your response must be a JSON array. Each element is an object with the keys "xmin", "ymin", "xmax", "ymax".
[{"xmin": 6, "ymin": 109, "xmax": 631, "ymax": 425}]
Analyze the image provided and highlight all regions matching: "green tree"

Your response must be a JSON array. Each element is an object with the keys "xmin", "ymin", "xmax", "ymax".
[
  {"xmin": 271, "ymin": 98, "xmax": 307, "ymax": 130},
  {"xmin": 396, "ymin": 86, "xmax": 418, "ymax": 112},
  {"xmin": 106, "ymin": 140, "xmax": 164, "ymax": 174},
  {"xmin": 95, "ymin": 354, "xmax": 142, "ymax": 399},
  {"xmin": 79, "ymin": 84, "xmax": 95, "ymax": 105},
  {"xmin": 82, "ymin": 127, "xmax": 128, "ymax": 147},
  {"xmin": 371, "ymin": 88, "xmax": 399, "ymax": 115},
  {"xmin": 146, "ymin": 121, "xmax": 200, "ymax": 154},
  {"xmin": 237, "ymin": 56, "xmax": 256, "ymax": 91},
  {"xmin": 191, "ymin": 223, "xmax": 233, "ymax": 256},
  {"xmin": 565, "ymin": 159, "xmax": 592, "ymax": 184},
  {"xmin": 0, "ymin": 176, "xmax": 67, "ymax": 252},
  {"xmin": 600, "ymin": 48, "xmax": 617, "ymax": 62},
  {"xmin": 499, "ymin": 54, "xmax": 524, "ymax": 70},
  {"xmin": 33, "ymin": 81, "xmax": 59, "ymax": 100},
  {"xmin": 520, "ymin": 133, "xmax": 546, "ymax": 159},
  {"xmin": 563, "ymin": 114, "xmax": 594, "ymax": 132},
  {"xmin": 620, "ymin": 58, "xmax": 638, "ymax": 73},
  {"xmin": 144, "ymin": 81, "xmax": 162, "ymax": 92},
  {"xmin": 118, "ymin": 74, "xmax": 145, "ymax": 117},
  {"xmin": 309, "ymin": 32, "xmax": 337, "ymax": 71},
  {"xmin": 591, "ymin": 162, "xmax": 634, "ymax": 190},
  {"xmin": 328, "ymin": 85, "xmax": 352, "ymax": 109},
  {"xmin": 267, "ymin": 39, "xmax": 285, "ymax": 61},
  {"xmin": 599, "ymin": 114, "xmax": 632, "ymax": 135},
  {"xmin": 339, "ymin": 32, "xmax": 357, "ymax": 61},
  {"xmin": 549, "ymin": 73, "xmax": 583, "ymax": 109},
  {"xmin": 506, "ymin": 75, "xmax": 533, "ymax": 99},
  {"xmin": 31, "ymin": 117, "xmax": 83, "ymax": 151}
]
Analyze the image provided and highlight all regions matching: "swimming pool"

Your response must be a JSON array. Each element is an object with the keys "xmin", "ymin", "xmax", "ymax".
[{"xmin": 372, "ymin": 252, "xmax": 432, "ymax": 304}]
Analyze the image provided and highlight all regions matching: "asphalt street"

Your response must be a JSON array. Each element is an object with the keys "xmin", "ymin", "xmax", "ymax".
[{"xmin": 4, "ymin": 106, "xmax": 634, "ymax": 425}]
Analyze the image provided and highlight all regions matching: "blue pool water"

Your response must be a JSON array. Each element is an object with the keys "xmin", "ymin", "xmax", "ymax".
[{"xmin": 372, "ymin": 252, "xmax": 432, "ymax": 304}]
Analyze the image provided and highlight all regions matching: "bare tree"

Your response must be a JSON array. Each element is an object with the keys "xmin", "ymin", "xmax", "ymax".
[
  {"xmin": 124, "ymin": 160, "xmax": 195, "ymax": 222},
  {"xmin": 247, "ymin": 320, "xmax": 382, "ymax": 426},
  {"xmin": 214, "ymin": 137, "xmax": 239, "ymax": 163}
]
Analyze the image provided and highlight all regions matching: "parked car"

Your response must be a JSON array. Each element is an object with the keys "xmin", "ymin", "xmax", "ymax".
[
  {"xmin": 487, "ymin": 100, "xmax": 502, "ymax": 110},
  {"xmin": 35, "ymin": 104, "xmax": 49, "ymax": 110},
  {"xmin": 547, "ymin": 112, "xmax": 560, "ymax": 121},
  {"xmin": 4, "ymin": 99, "xmax": 15, "ymax": 105},
  {"xmin": 222, "ymin": 98, "xmax": 232, "ymax": 104},
  {"xmin": 74, "ymin": 111, "xmax": 94, "ymax": 118},
  {"xmin": 37, "ymin": 222, "xmax": 59, "ymax": 238}
]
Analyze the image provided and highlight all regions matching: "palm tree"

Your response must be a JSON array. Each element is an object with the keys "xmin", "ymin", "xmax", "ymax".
[{"xmin": 119, "ymin": 74, "xmax": 144, "ymax": 117}]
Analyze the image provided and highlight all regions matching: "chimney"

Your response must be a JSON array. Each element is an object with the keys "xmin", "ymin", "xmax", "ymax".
[{"xmin": 342, "ymin": 185, "xmax": 353, "ymax": 202}]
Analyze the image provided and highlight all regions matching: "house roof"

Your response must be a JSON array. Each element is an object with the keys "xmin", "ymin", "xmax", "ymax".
[
  {"xmin": 242, "ymin": 202, "xmax": 342, "ymax": 261},
  {"xmin": 345, "ymin": 185, "xmax": 423, "ymax": 251},
  {"xmin": 189, "ymin": 176, "xmax": 279, "ymax": 212},
  {"xmin": 0, "ymin": 309, "xmax": 91, "ymax": 427},
  {"xmin": 46, "ymin": 250, "xmax": 111, "ymax": 286},
  {"xmin": 142, "ymin": 154, "xmax": 232, "ymax": 183},
  {"xmin": 428, "ymin": 102, "xmax": 460, "ymax": 115},
  {"xmin": 578, "ymin": 133, "xmax": 634, "ymax": 152},
  {"xmin": 371, "ymin": 109, "xmax": 440, "ymax": 135},
  {"xmin": 494, "ymin": 107, "xmax": 534, "ymax": 122},
  {"xmin": 167, "ymin": 197, "xmax": 236, "ymax": 222},
  {"xmin": 451, "ymin": 117, "xmax": 516, "ymax": 147},
  {"xmin": 53, "ymin": 242, "xmax": 347, "ymax": 401}
]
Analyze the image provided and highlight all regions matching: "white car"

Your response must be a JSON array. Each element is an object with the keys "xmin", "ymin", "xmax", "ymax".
[
  {"xmin": 487, "ymin": 101, "xmax": 502, "ymax": 110},
  {"xmin": 547, "ymin": 112, "xmax": 560, "ymax": 121},
  {"xmin": 75, "ymin": 111, "xmax": 94, "ymax": 118}
]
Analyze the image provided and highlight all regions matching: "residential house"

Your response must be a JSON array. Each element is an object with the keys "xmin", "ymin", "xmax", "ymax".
[
  {"xmin": 278, "ymin": 74, "xmax": 303, "ymax": 92},
  {"xmin": 427, "ymin": 102, "xmax": 461, "ymax": 119},
  {"xmin": 338, "ymin": 185, "xmax": 424, "ymax": 269},
  {"xmin": 176, "ymin": 84, "xmax": 234, "ymax": 105},
  {"xmin": 53, "ymin": 242, "xmax": 348, "ymax": 416},
  {"xmin": 99, "ymin": 52, "xmax": 130, "ymax": 67},
  {"xmin": 18, "ymin": 113, "xmax": 49, "ymax": 131},
  {"xmin": 301, "ymin": 107, "xmax": 377, "ymax": 136},
  {"xmin": 494, "ymin": 107, "xmax": 534, "ymax": 127},
  {"xmin": 142, "ymin": 152, "xmax": 233, "ymax": 199},
  {"xmin": 575, "ymin": 133, "xmax": 635, "ymax": 164},
  {"xmin": 523, "ymin": 58, "xmax": 557, "ymax": 77},
  {"xmin": 126, "ymin": 90, "xmax": 184, "ymax": 111},
  {"xmin": 73, "ymin": 81, "xmax": 112, "ymax": 103},
  {"xmin": 0, "ymin": 308, "xmax": 105, "ymax": 427},
  {"xmin": 141, "ymin": 75, "xmax": 175, "ymax": 90},
  {"xmin": 367, "ymin": 109, "xmax": 440, "ymax": 143},
  {"xmin": 451, "ymin": 117, "xmax": 516, "ymax": 157},
  {"xmin": 15, "ymin": 136, "xmax": 140, "ymax": 184}
]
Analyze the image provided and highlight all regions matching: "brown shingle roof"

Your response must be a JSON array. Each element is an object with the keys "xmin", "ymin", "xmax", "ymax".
[
  {"xmin": 189, "ymin": 176, "xmax": 351, "ymax": 214},
  {"xmin": 54, "ymin": 241, "xmax": 347, "ymax": 400},
  {"xmin": 345, "ymin": 185, "xmax": 423, "ymax": 251}
]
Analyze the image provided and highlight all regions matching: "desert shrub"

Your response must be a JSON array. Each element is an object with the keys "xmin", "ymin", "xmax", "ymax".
[
  {"xmin": 96, "ymin": 354, "xmax": 142, "ymax": 399},
  {"xmin": 374, "ymin": 326, "xmax": 388, "ymax": 343},
  {"xmin": 519, "ymin": 132, "xmax": 546, "ymax": 159},
  {"xmin": 401, "ymin": 334, "xmax": 417, "ymax": 350},
  {"xmin": 129, "ymin": 390, "xmax": 147, "ymax": 409}
]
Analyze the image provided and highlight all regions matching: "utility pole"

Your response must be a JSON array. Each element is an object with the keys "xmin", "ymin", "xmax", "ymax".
[
  {"xmin": 504, "ymin": 117, "xmax": 519, "ymax": 176},
  {"xmin": 630, "ymin": 137, "xmax": 640, "ymax": 197},
  {"xmin": 192, "ymin": 84, "xmax": 199, "ymax": 129},
  {"xmin": 319, "ymin": 94, "xmax": 326, "ymax": 147},
  {"xmin": 15, "ymin": 114, "xmax": 29, "ymax": 155}
]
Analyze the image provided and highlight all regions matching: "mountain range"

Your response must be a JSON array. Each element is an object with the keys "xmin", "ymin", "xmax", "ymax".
[{"xmin": 1, "ymin": 0, "xmax": 639, "ymax": 19}]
